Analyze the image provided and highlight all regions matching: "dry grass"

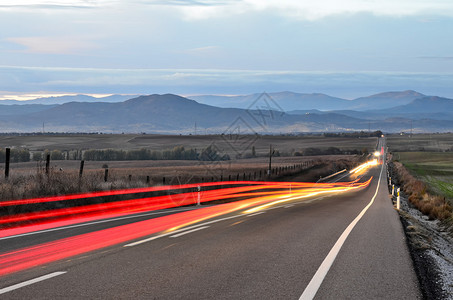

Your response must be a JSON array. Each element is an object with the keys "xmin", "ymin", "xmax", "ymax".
[
  {"xmin": 0, "ymin": 155, "xmax": 362, "ymax": 202},
  {"xmin": 391, "ymin": 161, "xmax": 452, "ymax": 228}
]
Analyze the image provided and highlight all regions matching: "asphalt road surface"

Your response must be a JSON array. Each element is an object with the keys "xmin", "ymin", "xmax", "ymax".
[{"xmin": 0, "ymin": 139, "xmax": 421, "ymax": 299}]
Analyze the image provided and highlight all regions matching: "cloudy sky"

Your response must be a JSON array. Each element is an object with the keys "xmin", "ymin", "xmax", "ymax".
[{"xmin": 1, "ymin": 0, "xmax": 453, "ymax": 99}]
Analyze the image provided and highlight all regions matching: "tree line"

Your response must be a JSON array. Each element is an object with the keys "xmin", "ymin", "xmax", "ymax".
[
  {"xmin": 293, "ymin": 147, "xmax": 367, "ymax": 156},
  {"xmin": 1, "ymin": 146, "xmax": 230, "ymax": 162}
]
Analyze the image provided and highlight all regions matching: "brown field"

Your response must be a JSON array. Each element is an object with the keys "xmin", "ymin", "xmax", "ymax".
[
  {"xmin": 0, "ymin": 134, "xmax": 377, "ymax": 156},
  {"xmin": 0, "ymin": 134, "xmax": 375, "ymax": 201},
  {"xmin": 387, "ymin": 133, "xmax": 453, "ymax": 152}
]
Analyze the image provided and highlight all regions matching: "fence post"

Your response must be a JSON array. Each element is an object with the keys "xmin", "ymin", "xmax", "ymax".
[
  {"xmin": 163, "ymin": 176, "xmax": 165, "ymax": 185},
  {"xmin": 197, "ymin": 186, "xmax": 201, "ymax": 205},
  {"xmin": 104, "ymin": 168, "xmax": 109, "ymax": 182},
  {"xmin": 392, "ymin": 184, "xmax": 395, "ymax": 196},
  {"xmin": 79, "ymin": 160, "xmax": 84, "ymax": 178},
  {"xmin": 5, "ymin": 148, "xmax": 10, "ymax": 179},
  {"xmin": 146, "ymin": 175, "xmax": 150, "ymax": 184},
  {"xmin": 128, "ymin": 175, "xmax": 132, "ymax": 181},
  {"xmin": 45, "ymin": 154, "xmax": 50, "ymax": 175}
]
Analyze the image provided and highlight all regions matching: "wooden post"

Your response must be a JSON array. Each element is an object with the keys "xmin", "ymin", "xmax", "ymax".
[
  {"xmin": 79, "ymin": 160, "xmax": 84, "ymax": 178},
  {"xmin": 45, "ymin": 154, "xmax": 50, "ymax": 175},
  {"xmin": 268, "ymin": 144, "xmax": 274, "ymax": 177},
  {"xmin": 5, "ymin": 148, "xmax": 10, "ymax": 179},
  {"xmin": 104, "ymin": 168, "xmax": 109, "ymax": 182},
  {"xmin": 163, "ymin": 176, "xmax": 165, "ymax": 185},
  {"xmin": 146, "ymin": 176, "xmax": 150, "ymax": 184},
  {"xmin": 128, "ymin": 174, "xmax": 132, "ymax": 181}
]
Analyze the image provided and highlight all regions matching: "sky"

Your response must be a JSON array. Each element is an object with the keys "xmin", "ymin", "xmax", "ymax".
[{"xmin": 1, "ymin": 0, "xmax": 453, "ymax": 99}]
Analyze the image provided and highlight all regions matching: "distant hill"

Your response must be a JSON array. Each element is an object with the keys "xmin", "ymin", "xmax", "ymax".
[
  {"xmin": 0, "ymin": 93, "xmax": 451, "ymax": 133},
  {"xmin": 0, "ymin": 104, "xmax": 58, "ymax": 116},
  {"xmin": 190, "ymin": 90, "xmax": 429, "ymax": 111},
  {"xmin": 349, "ymin": 90, "xmax": 425, "ymax": 111},
  {"xmin": 189, "ymin": 92, "xmax": 350, "ymax": 111},
  {"xmin": 390, "ymin": 96, "xmax": 453, "ymax": 114},
  {"xmin": 328, "ymin": 96, "xmax": 453, "ymax": 121},
  {"xmin": 0, "ymin": 94, "xmax": 136, "ymax": 105}
]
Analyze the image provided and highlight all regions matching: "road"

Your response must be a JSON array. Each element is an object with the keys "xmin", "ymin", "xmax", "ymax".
[{"xmin": 0, "ymin": 139, "xmax": 421, "ymax": 299}]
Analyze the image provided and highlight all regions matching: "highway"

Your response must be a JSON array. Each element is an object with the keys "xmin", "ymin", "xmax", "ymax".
[{"xmin": 0, "ymin": 138, "xmax": 421, "ymax": 299}]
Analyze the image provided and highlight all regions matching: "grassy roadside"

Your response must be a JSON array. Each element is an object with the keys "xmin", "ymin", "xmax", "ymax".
[
  {"xmin": 0, "ymin": 155, "xmax": 363, "ymax": 203},
  {"xmin": 389, "ymin": 152, "xmax": 453, "ymax": 231}
]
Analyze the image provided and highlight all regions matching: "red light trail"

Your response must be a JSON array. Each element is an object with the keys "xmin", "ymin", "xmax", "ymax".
[{"xmin": 0, "ymin": 160, "xmax": 378, "ymax": 277}]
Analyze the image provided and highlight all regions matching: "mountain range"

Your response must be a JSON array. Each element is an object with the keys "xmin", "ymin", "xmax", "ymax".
[{"xmin": 0, "ymin": 91, "xmax": 451, "ymax": 133}]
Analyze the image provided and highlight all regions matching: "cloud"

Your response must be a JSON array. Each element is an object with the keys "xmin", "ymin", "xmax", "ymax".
[
  {"xmin": 6, "ymin": 36, "xmax": 99, "ymax": 55},
  {"xmin": 179, "ymin": 45, "xmax": 220, "ymax": 55},
  {"xmin": 2, "ymin": 65, "xmax": 453, "ymax": 98},
  {"xmin": 0, "ymin": 0, "xmax": 102, "ymax": 9},
  {"xmin": 418, "ymin": 56, "xmax": 453, "ymax": 61},
  {"xmin": 4, "ymin": 0, "xmax": 453, "ymax": 19},
  {"xmin": 162, "ymin": 0, "xmax": 453, "ymax": 20}
]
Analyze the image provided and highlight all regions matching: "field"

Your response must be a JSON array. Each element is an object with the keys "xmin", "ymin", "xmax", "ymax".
[
  {"xmin": 0, "ymin": 134, "xmax": 376, "ymax": 201},
  {"xmin": 387, "ymin": 133, "xmax": 453, "ymax": 152},
  {"xmin": 393, "ymin": 152, "xmax": 453, "ymax": 200},
  {"xmin": 0, "ymin": 134, "xmax": 377, "ymax": 156}
]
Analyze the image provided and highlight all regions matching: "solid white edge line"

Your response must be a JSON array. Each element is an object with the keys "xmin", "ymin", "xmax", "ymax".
[
  {"xmin": 169, "ymin": 226, "xmax": 210, "ymax": 238},
  {"xmin": 0, "ymin": 206, "xmax": 198, "ymax": 241},
  {"xmin": 299, "ymin": 157, "xmax": 384, "ymax": 300},
  {"xmin": 0, "ymin": 271, "xmax": 67, "ymax": 295}
]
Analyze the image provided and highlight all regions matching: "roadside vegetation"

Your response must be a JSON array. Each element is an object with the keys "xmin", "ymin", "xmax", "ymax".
[
  {"xmin": 0, "ymin": 134, "xmax": 375, "ymax": 202},
  {"xmin": 389, "ymin": 152, "xmax": 453, "ymax": 231}
]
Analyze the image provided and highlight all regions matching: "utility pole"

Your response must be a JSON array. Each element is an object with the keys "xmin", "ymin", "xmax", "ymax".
[{"xmin": 268, "ymin": 144, "xmax": 275, "ymax": 177}]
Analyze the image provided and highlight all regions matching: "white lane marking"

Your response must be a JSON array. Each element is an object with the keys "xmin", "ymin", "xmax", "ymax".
[
  {"xmin": 284, "ymin": 204, "xmax": 294, "ymax": 208},
  {"xmin": 126, "ymin": 190, "xmax": 338, "ymax": 248},
  {"xmin": 299, "ymin": 159, "xmax": 384, "ymax": 300},
  {"xmin": 124, "ymin": 214, "xmax": 242, "ymax": 247},
  {"xmin": 169, "ymin": 226, "xmax": 210, "ymax": 238},
  {"xmin": 0, "ymin": 206, "xmax": 198, "ymax": 241},
  {"xmin": 0, "ymin": 271, "xmax": 66, "ymax": 295},
  {"xmin": 246, "ymin": 212, "xmax": 265, "ymax": 217}
]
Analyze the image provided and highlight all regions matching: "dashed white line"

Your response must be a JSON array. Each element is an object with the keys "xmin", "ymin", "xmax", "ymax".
[
  {"xmin": 246, "ymin": 212, "xmax": 265, "ymax": 217},
  {"xmin": 124, "ymin": 214, "xmax": 242, "ymax": 247},
  {"xmin": 299, "ymin": 157, "xmax": 384, "ymax": 300},
  {"xmin": 170, "ymin": 226, "xmax": 210, "ymax": 238},
  {"xmin": 0, "ymin": 272, "xmax": 66, "ymax": 295}
]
